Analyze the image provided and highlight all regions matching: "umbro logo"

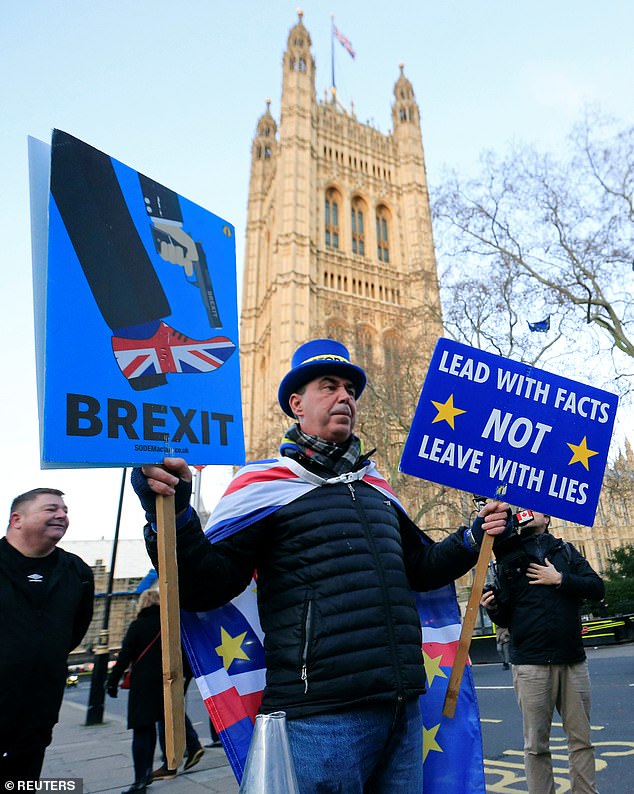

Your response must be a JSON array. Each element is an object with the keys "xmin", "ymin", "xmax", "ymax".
[{"xmin": 27, "ymin": 573, "xmax": 44, "ymax": 583}]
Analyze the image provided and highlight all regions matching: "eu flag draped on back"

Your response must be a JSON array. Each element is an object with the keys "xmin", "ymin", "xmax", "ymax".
[{"xmin": 180, "ymin": 458, "xmax": 485, "ymax": 792}]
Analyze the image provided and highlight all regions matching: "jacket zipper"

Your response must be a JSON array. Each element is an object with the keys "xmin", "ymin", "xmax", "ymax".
[
  {"xmin": 301, "ymin": 599, "xmax": 314, "ymax": 694},
  {"xmin": 349, "ymin": 482, "xmax": 404, "ymax": 696}
]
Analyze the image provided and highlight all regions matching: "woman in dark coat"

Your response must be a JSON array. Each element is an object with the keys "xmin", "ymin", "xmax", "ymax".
[{"xmin": 107, "ymin": 589, "xmax": 163, "ymax": 793}]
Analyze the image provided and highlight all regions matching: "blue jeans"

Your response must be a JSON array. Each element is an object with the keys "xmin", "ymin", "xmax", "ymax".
[{"xmin": 285, "ymin": 697, "xmax": 423, "ymax": 793}]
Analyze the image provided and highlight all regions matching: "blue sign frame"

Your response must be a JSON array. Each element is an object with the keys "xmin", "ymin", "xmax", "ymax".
[
  {"xmin": 31, "ymin": 130, "xmax": 244, "ymax": 468},
  {"xmin": 400, "ymin": 339, "xmax": 618, "ymax": 525}
]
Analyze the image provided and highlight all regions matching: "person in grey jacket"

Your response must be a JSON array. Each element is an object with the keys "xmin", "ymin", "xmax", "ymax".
[
  {"xmin": 481, "ymin": 509, "xmax": 604, "ymax": 794},
  {"xmin": 132, "ymin": 338, "xmax": 509, "ymax": 793},
  {"xmin": 0, "ymin": 488, "xmax": 94, "ymax": 783}
]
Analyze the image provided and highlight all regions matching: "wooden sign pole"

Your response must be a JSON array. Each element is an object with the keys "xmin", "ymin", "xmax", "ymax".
[
  {"xmin": 156, "ymin": 494, "xmax": 186, "ymax": 769},
  {"xmin": 442, "ymin": 532, "xmax": 494, "ymax": 718}
]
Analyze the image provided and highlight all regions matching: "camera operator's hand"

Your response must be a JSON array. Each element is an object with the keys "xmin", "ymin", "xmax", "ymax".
[
  {"xmin": 527, "ymin": 557, "xmax": 562, "ymax": 587},
  {"xmin": 480, "ymin": 589, "xmax": 498, "ymax": 611}
]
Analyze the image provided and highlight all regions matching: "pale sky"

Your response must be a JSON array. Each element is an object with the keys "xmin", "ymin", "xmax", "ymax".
[{"xmin": 2, "ymin": 0, "xmax": 633, "ymax": 552}]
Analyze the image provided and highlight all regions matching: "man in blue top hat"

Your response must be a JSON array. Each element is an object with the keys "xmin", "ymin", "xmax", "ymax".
[{"xmin": 132, "ymin": 338, "xmax": 509, "ymax": 793}]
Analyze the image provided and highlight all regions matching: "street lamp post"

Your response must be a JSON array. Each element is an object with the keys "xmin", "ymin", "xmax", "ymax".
[{"xmin": 85, "ymin": 468, "xmax": 126, "ymax": 725}]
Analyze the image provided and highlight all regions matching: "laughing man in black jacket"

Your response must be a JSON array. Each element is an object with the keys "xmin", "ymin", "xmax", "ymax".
[{"xmin": 0, "ymin": 488, "xmax": 94, "ymax": 783}]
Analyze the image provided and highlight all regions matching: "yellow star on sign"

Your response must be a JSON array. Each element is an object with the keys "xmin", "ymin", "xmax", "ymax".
[
  {"xmin": 215, "ymin": 627, "xmax": 250, "ymax": 671},
  {"xmin": 423, "ymin": 651, "xmax": 447, "ymax": 688},
  {"xmin": 423, "ymin": 723, "xmax": 443, "ymax": 762},
  {"xmin": 567, "ymin": 436, "xmax": 599, "ymax": 471},
  {"xmin": 431, "ymin": 394, "xmax": 466, "ymax": 429}
]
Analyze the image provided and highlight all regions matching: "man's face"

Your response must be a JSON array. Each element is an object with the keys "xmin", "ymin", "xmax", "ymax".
[
  {"xmin": 11, "ymin": 494, "xmax": 69, "ymax": 547},
  {"xmin": 289, "ymin": 374, "xmax": 357, "ymax": 443}
]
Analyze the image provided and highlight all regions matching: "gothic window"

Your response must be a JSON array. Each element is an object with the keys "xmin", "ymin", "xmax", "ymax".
[
  {"xmin": 325, "ymin": 189, "xmax": 340, "ymax": 250},
  {"xmin": 351, "ymin": 198, "xmax": 365, "ymax": 256},
  {"xmin": 384, "ymin": 332, "xmax": 400, "ymax": 372},
  {"xmin": 327, "ymin": 322, "xmax": 347, "ymax": 343},
  {"xmin": 376, "ymin": 206, "xmax": 390, "ymax": 263},
  {"xmin": 356, "ymin": 326, "xmax": 375, "ymax": 367},
  {"xmin": 264, "ymin": 146, "xmax": 272, "ymax": 159}
]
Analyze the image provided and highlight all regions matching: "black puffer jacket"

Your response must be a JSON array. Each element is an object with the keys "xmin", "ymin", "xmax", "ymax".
[
  {"xmin": 145, "ymin": 468, "xmax": 477, "ymax": 719},
  {"xmin": 489, "ymin": 531, "xmax": 604, "ymax": 665}
]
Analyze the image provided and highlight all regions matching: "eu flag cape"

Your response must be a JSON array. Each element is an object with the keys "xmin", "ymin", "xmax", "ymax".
[{"xmin": 180, "ymin": 457, "xmax": 485, "ymax": 792}]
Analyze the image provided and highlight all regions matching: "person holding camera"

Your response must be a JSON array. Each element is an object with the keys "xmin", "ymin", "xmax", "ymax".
[{"xmin": 480, "ymin": 509, "xmax": 604, "ymax": 794}]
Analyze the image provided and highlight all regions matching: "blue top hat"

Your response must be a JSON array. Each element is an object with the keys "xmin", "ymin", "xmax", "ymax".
[{"xmin": 278, "ymin": 338, "xmax": 367, "ymax": 417}]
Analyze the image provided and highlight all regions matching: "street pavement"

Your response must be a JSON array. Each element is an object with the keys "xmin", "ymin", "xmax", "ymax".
[
  {"xmin": 43, "ymin": 644, "xmax": 634, "ymax": 793},
  {"xmin": 42, "ymin": 699, "xmax": 238, "ymax": 794}
]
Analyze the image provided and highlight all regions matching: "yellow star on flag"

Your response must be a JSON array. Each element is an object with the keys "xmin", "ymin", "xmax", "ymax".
[
  {"xmin": 567, "ymin": 436, "xmax": 599, "ymax": 471},
  {"xmin": 215, "ymin": 627, "xmax": 250, "ymax": 671},
  {"xmin": 423, "ymin": 651, "xmax": 447, "ymax": 687},
  {"xmin": 423, "ymin": 723, "xmax": 443, "ymax": 762},
  {"xmin": 431, "ymin": 394, "xmax": 466, "ymax": 429}
]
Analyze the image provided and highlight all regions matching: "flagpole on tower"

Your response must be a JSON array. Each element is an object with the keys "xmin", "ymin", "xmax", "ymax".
[
  {"xmin": 330, "ymin": 13, "xmax": 336, "ymax": 103},
  {"xmin": 329, "ymin": 16, "xmax": 356, "ymax": 107}
]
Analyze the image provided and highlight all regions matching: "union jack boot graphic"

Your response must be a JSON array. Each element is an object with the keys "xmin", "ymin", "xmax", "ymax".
[{"xmin": 112, "ymin": 321, "xmax": 236, "ymax": 389}]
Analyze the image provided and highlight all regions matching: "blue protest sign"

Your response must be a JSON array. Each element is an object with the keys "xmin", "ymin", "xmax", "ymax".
[
  {"xmin": 30, "ymin": 130, "xmax": 244, "ymax": 468},
  {"xmin": 400, "ymin": 339, "xmax": 618, "ymax": 525}
]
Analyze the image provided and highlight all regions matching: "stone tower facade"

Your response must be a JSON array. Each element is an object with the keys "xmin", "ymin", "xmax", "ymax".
[{"xmin": 240, "ymin": 11, "xmax": 443, "ymax": 459}]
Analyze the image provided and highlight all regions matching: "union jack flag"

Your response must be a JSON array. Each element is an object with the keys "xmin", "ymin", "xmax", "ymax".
[
  {"xmin": 333, "ymin": 25, "xmax": 356, "ymax": 59},
  {"xmin": 111, "ymin": 321, "xmax": 235, "ymax": 381},
  {"xmin": 181, "ymin": 458, "xmax": 485, "ymax": 792}
]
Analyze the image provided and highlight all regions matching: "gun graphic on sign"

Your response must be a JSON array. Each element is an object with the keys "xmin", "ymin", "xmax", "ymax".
[{"xmin": 151, "ymin": 227, "xmax": 222, "ymax": 329}]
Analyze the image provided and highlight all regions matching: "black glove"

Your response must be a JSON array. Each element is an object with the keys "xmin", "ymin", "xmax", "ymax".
[
  {"xmin": 106, "ymin": 683, "xmax": 118, "ymax": 699},
  {"xmin": 130, "ymin": 467, "xmax": 193, "ymax": 520},
  {"xmin": 469, "ymin": 510, "xmax": 514, "ymax": 547},
  {"xmin": 469, "ymin": 515, "xmax": 485, "ymax": 546}
]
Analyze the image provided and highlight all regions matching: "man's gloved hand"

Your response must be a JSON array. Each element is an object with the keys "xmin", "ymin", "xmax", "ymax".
[
  {"xmin": 106, "ymin": 682, "xmax": 118, "ymax": 699},
  {"xmin": 466, "ymin": 500, "xmax": 514, "ymax": 549},
  {"xmin": 131, "ymin": 467, "xmax": 158, "ymax": 519},
  {"xmin": 131, "ymin": 458, "xmax": 193, "ymax": 520}
]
